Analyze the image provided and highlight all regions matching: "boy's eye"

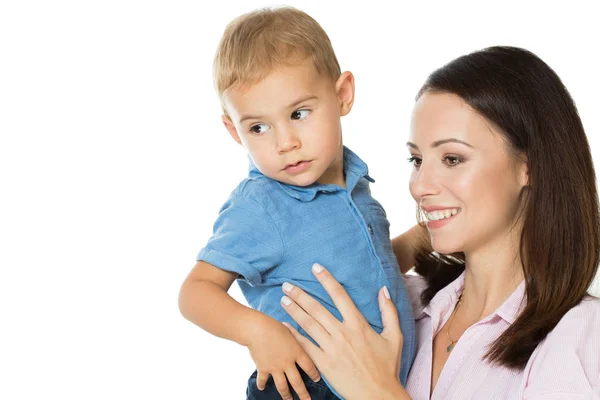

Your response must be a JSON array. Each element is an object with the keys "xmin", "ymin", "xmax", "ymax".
[
  {"xmin": 291, "ymin": 109, "xmax": 310, "ymax": 120},
  {"xmin": 249, "ymin": 123, "xmax": 270, "ymax": 134}
]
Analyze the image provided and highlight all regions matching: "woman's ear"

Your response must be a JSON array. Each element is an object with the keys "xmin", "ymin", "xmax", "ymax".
[
  {"xmin": 517, "ymin": 153, "xmax": 529, "ymax": 187},
  {"xmin": 335, "ymin": 71, "xmax": 355, "ymax": 116}
]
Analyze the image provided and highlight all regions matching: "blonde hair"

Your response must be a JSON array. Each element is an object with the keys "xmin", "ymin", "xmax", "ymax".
[{"xmin": 214, "ymin": 7, "xmax": 341, "ymax": 112}]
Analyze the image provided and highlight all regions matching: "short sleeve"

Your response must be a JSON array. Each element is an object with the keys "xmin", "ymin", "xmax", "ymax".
[
  {"xmin": 523, "ymin": 297, "xmax": 600, "ymax": 400},
  {"xmin": 197, "ymin": 194, "xmax": 284, "ymax": 286}
]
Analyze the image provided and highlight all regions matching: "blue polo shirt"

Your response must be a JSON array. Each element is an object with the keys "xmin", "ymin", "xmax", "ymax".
[{"xmin": 198, "ymin": 146, "xmax": 416, "ymax": 389}]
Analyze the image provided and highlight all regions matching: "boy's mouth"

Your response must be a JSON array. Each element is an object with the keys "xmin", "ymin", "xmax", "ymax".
[{"xmin": 284, "ymin": 160, "xmax": 312, "ymax": 173}]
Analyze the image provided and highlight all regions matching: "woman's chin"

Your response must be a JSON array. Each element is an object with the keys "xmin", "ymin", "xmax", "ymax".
[{"xmin": 431, "ymin": 241, "xmax": 462, "ymax": 256}]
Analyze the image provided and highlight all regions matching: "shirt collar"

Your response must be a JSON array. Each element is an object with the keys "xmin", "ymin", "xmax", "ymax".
[
  {"xmin": 419, "ymin": 271, "xmax": 527, "ymax": 324},
  {"xmin": 418, "ymin": 271, "xmax": 466, "ymax": 320},
  {"xmin": 495, "ymin": 280, "xmax": 527, "ymax": 324},
  {"xmin": 248, "ymin": 146, "xmax": 375, "ymax": 202}
]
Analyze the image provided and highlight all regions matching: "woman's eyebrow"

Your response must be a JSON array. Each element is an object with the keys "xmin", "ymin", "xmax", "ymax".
[{"xmin": 406, "ymin": 138, "xmax": 474, "ymax": 150}]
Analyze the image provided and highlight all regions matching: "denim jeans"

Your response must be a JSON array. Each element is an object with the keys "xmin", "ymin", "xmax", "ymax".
[{"xmin": 246, "ymin": 368, "xmax": 339, "ymax": 400}]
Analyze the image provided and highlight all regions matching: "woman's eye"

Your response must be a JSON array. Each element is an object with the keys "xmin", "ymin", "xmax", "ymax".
[
  {"xmin": 291, "ymin": 109, "xmax": 310, "ymax": 120},
  {"xmin": 407, "ymin": 156, "xmax": 422, "ymax": 168},
  {"xmin": 250, "ymin": 123, "xmax": 270, "ymax": 134},
  {"xmin": 444, "ymin": 155, "xmax": 464, "ymax": 167}
]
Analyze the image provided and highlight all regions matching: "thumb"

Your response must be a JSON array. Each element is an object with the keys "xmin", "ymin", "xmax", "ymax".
[{"xmin": 378, "ymin": 286, "xmax": 402, "ymax": 347}]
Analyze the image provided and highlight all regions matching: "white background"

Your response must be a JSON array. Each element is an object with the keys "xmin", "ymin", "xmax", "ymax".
[{"xmin": 1, "ymin": 1, "xmax": 599, "ymax": 399}]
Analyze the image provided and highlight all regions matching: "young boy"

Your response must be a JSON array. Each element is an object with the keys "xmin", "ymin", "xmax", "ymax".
[{"xmin": 179, "ymin": 7, "xmax": 416, "ymax": 399}]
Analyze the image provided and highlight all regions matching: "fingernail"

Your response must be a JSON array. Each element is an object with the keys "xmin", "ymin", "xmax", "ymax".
[
  {"xmin": 312, "ymin": 263, "xmax": 324, "ymax": 273},
  {"xmin": 282, "ymin": 321, "xmax": 291, "ymax": 328},
  {"xmin": 281, "ymin": 296, "xmax": 292, "ymax": 306},
  {"xmin": 282, "ymin": 282, "xmax": 294, "ymax": 293},
  {"xmin": 383, "ymin": 286, "xmax": 391, "ymax": 299}
]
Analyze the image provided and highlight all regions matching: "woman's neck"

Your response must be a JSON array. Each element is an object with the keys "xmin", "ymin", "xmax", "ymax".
[{"xmin": 461, "ymin": 234, "xmax": 525, "ymax": 321}]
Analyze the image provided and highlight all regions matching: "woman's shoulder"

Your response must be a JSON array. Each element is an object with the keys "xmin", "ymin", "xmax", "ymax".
[
  {"xmin": 535, "ymin": 295, "xmax": 600, "ymax": 350},
  {"xmin": 524, "ymin": 296, "xmax": 600, "ymax": 397},
  {"xmin": 574, "ymin": 295, "xmax": 600, "ymax": 314},
  {"xmin": 550, "ymin": 295, "xmax": 600, "ymax": 337}
]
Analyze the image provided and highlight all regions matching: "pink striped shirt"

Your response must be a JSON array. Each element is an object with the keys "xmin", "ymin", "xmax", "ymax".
[{"xmin": 402, "ymin": 273, "xmax": 600, "ymax": 399}]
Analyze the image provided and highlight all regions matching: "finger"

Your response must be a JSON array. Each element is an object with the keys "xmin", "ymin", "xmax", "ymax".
[
  {"xmin": 379, "ymin": 286, "xmax": 402, "ymax": 347},
  {"xmin": 282, "ymin": 322, "xmax": 324, "ymax": 364},
  {"xmin": 272, "ymin": 372, "xmax": 293, "ymax": 400},
  {"xmin": 282, "ymin": 282, "xmax": 341, "ymax": 335},
  {"xmin": 285, "ymin": 368, "xmax": 311, "ymax": 400},
  {"xmin": 281, "ymin": 295, "xmax": 332, "ymax": 347},
  {"xmin": 311, "ymin": 263, "xmax": 365, "ymax": 326},
  {"xmin": 256, "ymin": 370, "xmax": 269, "ymax": 391},
  {"xmin": 296, "ymin": 353, "xmax": 321, "ymax": 383}
]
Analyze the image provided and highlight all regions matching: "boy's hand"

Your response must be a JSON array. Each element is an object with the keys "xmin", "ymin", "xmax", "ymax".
[{"xmin": 247, "ymin": 317, "xmax": 321, "ymax": 400}]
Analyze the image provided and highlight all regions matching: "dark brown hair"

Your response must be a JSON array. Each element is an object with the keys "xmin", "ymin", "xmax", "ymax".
[{"xmin": 413, "ymin": 46, "xmax": 600, "ymax": 369}]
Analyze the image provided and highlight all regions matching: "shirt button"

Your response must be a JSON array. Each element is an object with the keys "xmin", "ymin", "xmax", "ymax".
[{"xmin": 368, "ymin": 224, "xmax": 374, "ymax": 234}]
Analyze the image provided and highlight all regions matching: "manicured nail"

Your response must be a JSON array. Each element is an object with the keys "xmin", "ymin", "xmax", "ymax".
[
  {"xmin": 383, "ymin": 286, "xmax": 391, "ymax": 299},
  {"xmin": 312, "ymin": 263, "xmax": 324, "ymax": 273},
  {"xmin": 282, "ymin": 282, "xmax": 294, "ymax": 293},
  {"xmin": 281, "ymin": 296, "xmax": 292, "ymax": 306},
  {"xmin": 282, "ymin": 322, "xmax": 291, "ymax": 328}
]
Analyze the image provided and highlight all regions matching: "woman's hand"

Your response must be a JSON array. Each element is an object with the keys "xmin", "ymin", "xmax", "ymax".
[{"xmin": 280, "ymin": 263, "xmax": 410, "ymax": 400}]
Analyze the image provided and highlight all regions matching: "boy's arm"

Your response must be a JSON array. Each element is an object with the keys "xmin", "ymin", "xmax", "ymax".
[
  {"xmin": 179, "ymin": 194, "xmax": 283, "ymax": 343},
  {"xmin": 178, "ymin": 260, "xmax": 267, "ymax": 346},
  {"xmin": 392, "ymin": 224, "xmax": 430, "ymax": 274},
  {"xmin": 178, "ymin": 261, "xmax": 321, "ymax": 398}
]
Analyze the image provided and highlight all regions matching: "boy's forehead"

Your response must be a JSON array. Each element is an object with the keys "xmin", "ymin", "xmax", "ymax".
[
  {"xmin": 223, "ymin": 61, "xmax": 335, "ymax": 118},
  {"xmin": 230, "ymin": 58, "xmax": 326, "ymax": 93}
]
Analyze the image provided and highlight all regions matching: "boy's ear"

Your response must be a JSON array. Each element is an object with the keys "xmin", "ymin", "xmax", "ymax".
[
  {"xmin": 335, "ymin": 71, "xmax": 355, "ymax": 116},
  {"xmin": 222, "ymin": 115, "xmax": 243, "ymax": 146}
]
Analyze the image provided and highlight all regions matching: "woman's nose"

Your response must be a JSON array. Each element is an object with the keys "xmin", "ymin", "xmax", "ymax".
[{"xmin": 409, "ymin": 161, "xmax": 441, "ymax": 200}]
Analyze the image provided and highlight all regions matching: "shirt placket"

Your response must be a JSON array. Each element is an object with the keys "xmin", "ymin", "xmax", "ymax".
[
  {"xmin": 340, "ymin": 189, "xmax": 383, "ymax": 270},
  {"xmin": 431, "ymin": 315, "xmax": 495, "ymax": 399}
]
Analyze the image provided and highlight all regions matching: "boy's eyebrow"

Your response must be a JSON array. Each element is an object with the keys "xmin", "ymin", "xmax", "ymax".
[
  {"xmin": 239, "ymin": 95, "xmax": 318, "ymax": 124},
  {"xmin": 286, "ymin": 95, "xmax": 318, "ymax": 109},
  {"xmin": 240, "ymin": 114, "xmax": 263, "ymax": 124},
  {"xmin": 406, "ymin": 138, "xmax": 474, "ymax": 150}
]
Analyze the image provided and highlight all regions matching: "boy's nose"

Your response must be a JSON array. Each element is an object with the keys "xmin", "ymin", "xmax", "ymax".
[{"xmin": 276, "ymin": 129, "xmax": 301, "ymax": 154}]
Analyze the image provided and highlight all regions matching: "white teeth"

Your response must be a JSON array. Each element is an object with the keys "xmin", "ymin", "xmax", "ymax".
[{"xmin": 424, "ymin": 208, "xmax": 460, "ymax": 221}]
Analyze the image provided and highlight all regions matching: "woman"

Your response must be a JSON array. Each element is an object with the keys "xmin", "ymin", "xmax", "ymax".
[{"xmin": 278, "ymin": 46, "xmax": 600, "ymax": 399}]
